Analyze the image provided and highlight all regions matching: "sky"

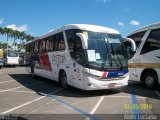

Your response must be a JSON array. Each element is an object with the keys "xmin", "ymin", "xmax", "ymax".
[{"xmin": 0, "ymin": 0, "xmax": 160, "ymax": 44}]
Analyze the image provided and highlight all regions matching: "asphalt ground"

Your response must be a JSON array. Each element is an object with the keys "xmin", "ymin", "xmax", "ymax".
[{"xmin": 0, "ymin": 66, "xmax": 160, "ymax": 120}]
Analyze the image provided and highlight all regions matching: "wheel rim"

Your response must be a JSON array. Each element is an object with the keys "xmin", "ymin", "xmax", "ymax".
[{"xmin": 145, "ymin": 75, "xmax": 154, "ymax": 87}]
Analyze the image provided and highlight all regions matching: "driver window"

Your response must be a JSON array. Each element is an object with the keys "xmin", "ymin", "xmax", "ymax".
[
  {"xmin": 127, "ymin": 31, "xmax": 146, "ymax": 49},
  {"xmin": 65, "ymin": 29, "xmax": 84, "ymax": 64},
  {"xmin": 74, "ymin": 37, "xmax": 83, "ymax": 60},
  {"xmin": 126, "ymin": 31, "xmax": 146, "ymax": 59},
  {"xmin": 68, "ymin": 36, "xmax": 83, "ymax": 62}
]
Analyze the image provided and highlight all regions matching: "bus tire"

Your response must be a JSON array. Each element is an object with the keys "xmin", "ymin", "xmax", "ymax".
[
  {"xmin": 143, "ymin": 71, "xmax": 158, "ymax": 89},
  {"xmin": 60, "ymin": 72, "xmax": 69, "ymax": 90}
]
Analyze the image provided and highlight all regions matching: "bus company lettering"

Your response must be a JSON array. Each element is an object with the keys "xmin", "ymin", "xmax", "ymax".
[{"xmin": 52, "ymin": 55, "xmax": 66, "ymax": 63}]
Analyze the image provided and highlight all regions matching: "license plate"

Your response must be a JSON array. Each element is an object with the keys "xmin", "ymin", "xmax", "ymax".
[{"xmin": 108, "ymin": 83, "xmax": 116, "ymax": 88}]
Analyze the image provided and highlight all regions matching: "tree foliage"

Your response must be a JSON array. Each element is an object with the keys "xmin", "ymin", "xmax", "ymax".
[
  {"xmin": 0, "ymin": 27, "xmax": 35, "ymax": 41},
  {"xmin": 0, "ymin": 27, "xmax": 35, "ymax": 52},
  {"xmin": 0, "ymin": 42, "xmax": 7, "ymax": 50}
]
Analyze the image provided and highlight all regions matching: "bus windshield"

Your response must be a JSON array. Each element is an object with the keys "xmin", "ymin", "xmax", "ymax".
[
  {"xmin": 8, "ymin": 52, "xmax": 19, "ymax": 57},
  {"xmin": 86, "ymin": 32, "xmax": 128, "ymax": 71}
]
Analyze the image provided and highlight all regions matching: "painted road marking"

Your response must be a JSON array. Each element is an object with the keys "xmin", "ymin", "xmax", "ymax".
[
  {"xmin": 9, "ymin": 90, "xmax": 36, "ymax": 94},
  {"xmin": 0, "ymin": 78, "xmax": 30, "ymax": 84},
  {"xmin": 0, "ymin": 81, "xmax": 43, "ymax": 93},
  {"xmin": 154, "ymin": 91, "xmax": 160, "ymax": 97},
  {"xmin": 0, "ymin": 80, "xmax": 15, "ymax": 84},
  {"xmin": 0, "ymin": 76, "xmax": 10, "ymax": 79},
  {"xmin": 0, "ymin": 69, "xmax": 27, "ymax": 75},
  {"xmin": 0, "ymin": 72, "xmax": 6, "ymax": 75},
  {"xmin": 90, "ymin": 96, "xmax": 104, "ymax": 114},
  {"xmin": 131, "ymin": 88, "xmax": 141, "ymax": 120},
  {"xmin": 26, "ymin": 99, "xmax": 57, "ymax": 114},
  {"xmin": 1, "ymin": 88, "xmax": 62, "ymax": 115},
  {"xmin": 40, "ymin": 92, "xmax": 99, "ymax": 120},
  {"xmin": 85, "ymin": 96, "xmax": 104, "ymax": 120}
]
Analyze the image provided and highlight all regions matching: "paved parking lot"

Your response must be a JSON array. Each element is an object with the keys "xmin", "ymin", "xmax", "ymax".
[{"xmin": 0, "ymin": 67, "xmax": 160, "ymax": 120}]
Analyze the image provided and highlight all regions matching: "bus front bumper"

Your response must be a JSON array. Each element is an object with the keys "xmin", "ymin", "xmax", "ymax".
[{"xmin": 83, "ymin": 74, "xmax": 129, "ymax": 90}]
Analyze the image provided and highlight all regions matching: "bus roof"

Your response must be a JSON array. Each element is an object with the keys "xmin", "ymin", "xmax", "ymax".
[
  {"xmin": 26, "ymin": 24, "xmax": 120, "ymax": 44},
  {"xmin": 127, "ymin": 22, "xmax": 160, "ymax": 36},
  {"xmin": 65, "ymin": 24, "xmax": 119, "ymax": 33}
]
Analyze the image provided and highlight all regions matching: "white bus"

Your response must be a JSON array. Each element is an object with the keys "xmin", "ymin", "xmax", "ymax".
[
  {"xmin": 0, "ymin": 49, "xmax": 4, "ymax": 68},
  {"xmin": 26, "ymin": 24, "xmax": 135, "ymax": 90},
  {"xmin": 4, "ymin": 51, "xmax": 19, "ymax": 66},
  {"xmin": 125, "ymin": 23, "xmax": 160, "ymax": 89}
]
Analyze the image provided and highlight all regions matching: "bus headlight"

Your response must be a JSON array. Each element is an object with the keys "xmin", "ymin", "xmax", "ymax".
[{"xmin": 83, "ymin": 71, "xmax": 100, "ymax": 79}]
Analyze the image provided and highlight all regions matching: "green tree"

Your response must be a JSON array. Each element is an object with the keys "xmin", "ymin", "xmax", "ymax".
[
  {"xmin": 26, "ymin": 34, "xmax": 35, "ymax": 41},
  {"xmin": 3, "ymin": 27, "xmax": 13, "ymax": 52},
  {"xmin": 12, "ymin": 30, "xmax": 21, "ymax": 50},
  {"xmin": 0, "ymin": 42, "xmax": 7, "ymax": 51},
  {"xmin": 0, "ymin": 27, "xmax": 35, "ymax": 52},
  {"xmin": 0, "ymin": 27, "xmax": 5, "ymax": 35}
]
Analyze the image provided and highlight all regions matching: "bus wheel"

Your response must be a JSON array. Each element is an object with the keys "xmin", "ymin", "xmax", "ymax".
[
  {"xmin": 143, "ymin": 71, "xmax": 158, "ymax": 89},
  {"xmin": 60, "ymin": 72, "xmax": 69, "ymax": 90}
]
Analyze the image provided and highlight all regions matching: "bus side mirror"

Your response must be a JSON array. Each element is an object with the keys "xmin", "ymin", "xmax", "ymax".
[
  {"xmin": 76, "ymin": 33, "xmax": 88, "ymax": 49},
  {"xmin": 123, "ymin": 37, "xmax": 136, "ymax": 52}
]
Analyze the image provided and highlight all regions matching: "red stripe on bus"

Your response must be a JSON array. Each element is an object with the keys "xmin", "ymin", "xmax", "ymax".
[
  {"xmin": 39, "ymin": 53, "xmax": 52, "ymax": 71},
  {"xmin": 102, "ymin": 71, "xmax": 108, "ymax": 79}
]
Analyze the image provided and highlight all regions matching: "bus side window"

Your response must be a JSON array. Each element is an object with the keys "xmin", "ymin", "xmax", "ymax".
[
  {"xmin": 54, "ymin": 35, "xmax": 59, "ymax": 51},
  {"xmin": 50, "ymin": 35, "xmax": 55, "ymax": 51},
  {"xmin": 30, "ymin": 43, "xmax": 34, "ymax": 54},
  {"xmin": 59, "ymin": 38, "xmax": 65, "ymax": 50},
  {"xmin": 141, "ymin": 28, "xmax": 160, "ymax": 54},
  {"xmin": 53, "ymin": 32, "xmax": 65, "ymax": 51},
  {"xmin": 39, "ymin": 40, "xmax": 46, "ymax": 52},
  {"xmin": 46, "ymin": 37, "xmax": 54, "ymax": 52},
  {"xmin": 34, "ymin": 41, "xmax": 39, "ymax": 52}
]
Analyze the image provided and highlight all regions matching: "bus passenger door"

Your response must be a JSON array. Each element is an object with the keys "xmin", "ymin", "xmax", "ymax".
[
  {"xmin": 71, "ymin": 62, "xmax": 84, "ymax": 89},
  {"xmin": 68, "ymin": 36, "xmax": 84, "ymax": 89}
]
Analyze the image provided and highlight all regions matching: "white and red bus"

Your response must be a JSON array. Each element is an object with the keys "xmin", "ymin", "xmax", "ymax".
[{"xmin": 25, "ymin": 24, "xmax": 135, "ymax": 90}]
